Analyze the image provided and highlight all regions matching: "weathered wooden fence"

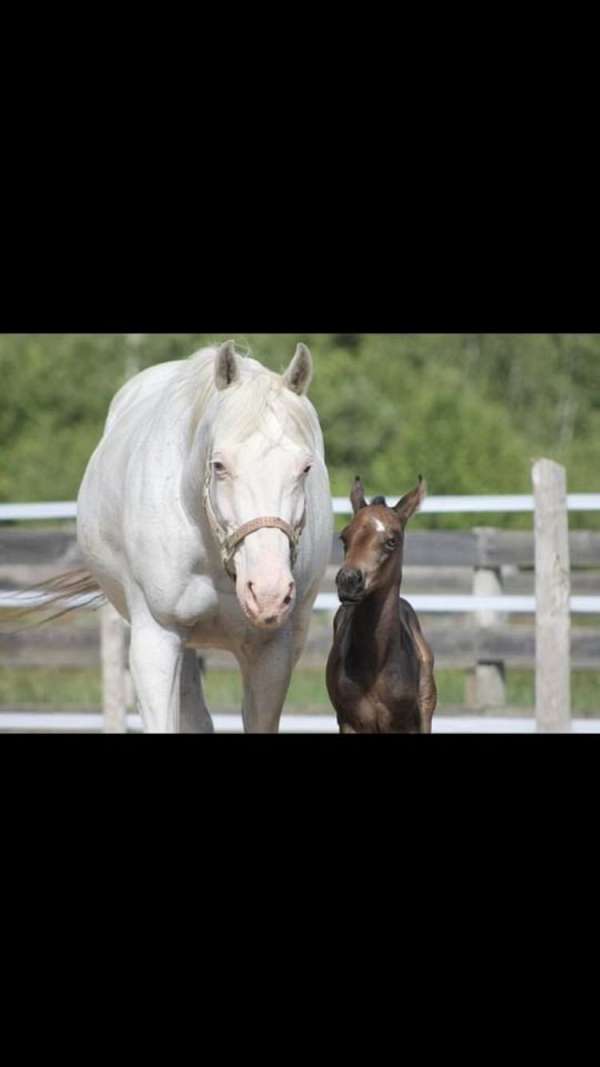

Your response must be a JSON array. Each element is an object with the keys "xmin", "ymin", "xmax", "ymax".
[{"xmin": 1, "ymin": 464, "xmax": 599, "ymax": 732}]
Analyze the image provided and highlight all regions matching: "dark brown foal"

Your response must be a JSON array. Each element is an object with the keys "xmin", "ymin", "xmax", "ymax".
[{"xmin": 326, "ymin": 476, "xmax": 437, "ymax": 734}]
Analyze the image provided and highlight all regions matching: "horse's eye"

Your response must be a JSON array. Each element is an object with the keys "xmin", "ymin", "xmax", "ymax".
[
  {"xmin": 385, "ymin": 538, "xmax": 397, "ymax": 550},
  {"xmin": 213, "ymin": 461, "xmax": 226, "ymax": 474},
  {"xmin": 303, "ymin": 465, "xmax": 312, "ymax": 475}
]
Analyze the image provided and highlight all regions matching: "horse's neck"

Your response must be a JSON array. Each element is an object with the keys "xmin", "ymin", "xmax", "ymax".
[
  {"xmin": 349, "ymin": 578, "xmax": 402, "ymax": 668},
  {"xmin": 178, "ymin": 409, "xmax": 212, "ymax": 513}
]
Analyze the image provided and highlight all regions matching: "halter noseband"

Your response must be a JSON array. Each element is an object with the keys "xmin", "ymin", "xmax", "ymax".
[{"xmin": 203, "ymin": 467, "xmax": 306, "ymax": 580}]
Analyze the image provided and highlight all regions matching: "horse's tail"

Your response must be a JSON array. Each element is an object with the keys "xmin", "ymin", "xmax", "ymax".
[{"xmin": 0, "ymin": 568, "xmax": 107, "ymax": 635}]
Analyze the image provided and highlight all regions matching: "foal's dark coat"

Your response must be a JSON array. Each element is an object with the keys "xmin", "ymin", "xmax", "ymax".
[{"xmin": 326, "ymin": 477, "xmax": 437, "ymax": 734}]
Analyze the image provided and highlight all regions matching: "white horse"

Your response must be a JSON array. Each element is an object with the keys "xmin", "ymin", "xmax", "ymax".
[{"xmin": 77, "ymin": 341, "xmax": 333, "ymax": 733}]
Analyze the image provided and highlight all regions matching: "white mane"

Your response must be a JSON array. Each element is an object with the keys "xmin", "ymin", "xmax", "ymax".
[{"xmin": 179, "ymin": 346, "xmax": 324, "ymax": 453}]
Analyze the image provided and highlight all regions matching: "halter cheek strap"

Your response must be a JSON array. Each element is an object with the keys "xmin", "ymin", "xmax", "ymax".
[{"xmin": 203, "ymin": 468, "xmax": 306, "ymax": 580}]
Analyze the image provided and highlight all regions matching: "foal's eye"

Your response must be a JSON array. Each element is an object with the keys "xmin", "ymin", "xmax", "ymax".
[
  {"xmin": 213, "ymin": 461, "xmax": 226, "ymax": 474},
  {"xmin": 303, "ymin": 465, "xmax": 312, "ymax": 475},
  {"xmin": 385, "ymin": 538, "xmax": 397, "ymax": 550}
]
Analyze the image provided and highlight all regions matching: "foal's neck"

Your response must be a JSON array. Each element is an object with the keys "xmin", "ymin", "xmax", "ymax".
[{"xmin": 351, "ymin": 570, "xmax": 402, "ymax": 666}]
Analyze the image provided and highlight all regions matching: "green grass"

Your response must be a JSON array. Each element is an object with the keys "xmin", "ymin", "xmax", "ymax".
[
  {"xmin": 0, "ymin": 667, "xmax": 103, "ymax": 707},
  {"xmin": 0, "ymin": 665, "xmax": 599, "ymax": 714}
]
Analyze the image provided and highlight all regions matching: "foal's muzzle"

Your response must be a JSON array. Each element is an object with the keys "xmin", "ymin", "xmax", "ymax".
[{"xmin": 336, "ymin": 567, "xmax": 365, "ymax": 603}]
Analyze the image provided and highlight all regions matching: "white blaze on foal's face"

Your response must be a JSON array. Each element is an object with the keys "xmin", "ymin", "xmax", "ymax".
[{"xmin": 211, "ymin": 433, "xmax": 313, "ymax": 628}]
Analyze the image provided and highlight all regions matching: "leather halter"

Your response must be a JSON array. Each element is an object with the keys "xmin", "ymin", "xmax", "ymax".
[{"xmin": 203, "ymin": 467, "xmax": 306, "ymax": 580}]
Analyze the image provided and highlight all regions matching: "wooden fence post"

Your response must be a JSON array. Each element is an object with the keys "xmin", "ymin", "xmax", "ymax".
[
  {"xmin": 532, "ymin": 459, "xmax": 571, "ymax": 733},
  {"xmin": 465, "ymin": 528, "xmax": 507, "ymax": 711},
  {"xmin": 101, "ymin": 602, "xmax": 127, "ymax": 733}
]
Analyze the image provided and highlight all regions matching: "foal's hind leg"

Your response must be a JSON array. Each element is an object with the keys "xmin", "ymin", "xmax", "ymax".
[
  {"xmin": 180, "ymin": 648, "xmax": 214, "ymax": 734},
  {"xmin": 417, "ymin": 661, "xmax": 437, "ymax": 734},
  {"xmin": 415, "ymin": 642, "xmax": 437, "ymax": 735},
  {"xmin": 401, "ymin": 599, "xmax": 437, "ymax": 734}
]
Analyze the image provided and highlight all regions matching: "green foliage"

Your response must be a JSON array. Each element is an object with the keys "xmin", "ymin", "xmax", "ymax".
[{"xmin": 1, "ymin": 333, "xmax": 599, "ymax": 528}]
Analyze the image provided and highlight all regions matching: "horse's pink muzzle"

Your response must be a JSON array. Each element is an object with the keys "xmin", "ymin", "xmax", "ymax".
[{"xmin": 238, "ymin": 573, "xmax": 297, "ymax": 629}]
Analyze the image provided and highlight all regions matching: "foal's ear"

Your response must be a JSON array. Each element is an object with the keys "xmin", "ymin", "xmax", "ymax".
[
  {"xmin": 351, "ymin": 476, "xmax": 368, "ymax": 514},
  {"xmin": 215, "ymin": 340, "xmax": 241, "ymax": 390},
  {"xmin": 393, "ymin": 475, "xmax": 426, "ymax": 523},
  {"xmin": 283, "ymin": 343, "xmax": 313, "ymax": 396}
]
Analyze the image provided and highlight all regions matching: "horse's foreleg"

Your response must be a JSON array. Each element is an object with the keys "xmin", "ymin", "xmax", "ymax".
[
  {"xmin": 129, "ymin": 614, "xmax": 185, "ymax": 734},
  {"xmin": 180, "ymin": 648, "xmax": 214, "ymax": 734},
  {"xmin": 237, "ymin": 633, "xmax": 295, "ymax": 734}
]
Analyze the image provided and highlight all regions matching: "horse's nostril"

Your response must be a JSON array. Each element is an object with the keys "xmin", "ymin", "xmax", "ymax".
[{"xmin": 339, "ymin": 568, "xmax": 359, "ymax": 586}]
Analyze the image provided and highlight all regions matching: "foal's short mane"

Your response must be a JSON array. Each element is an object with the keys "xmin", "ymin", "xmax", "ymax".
[{"xmin": 179, "ymin": 345, "xmax": 323, "ymax": 452}]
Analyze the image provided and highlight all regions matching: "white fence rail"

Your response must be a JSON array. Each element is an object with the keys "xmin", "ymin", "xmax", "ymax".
[
  {"xmin": 335, "ymin": 494, "xmax": 600, "ymax": 514},
  {"xmin": 0, "ymin": 502, "xmax": 79, "ymax": 521},
  {"xmin": 2, "ymin": 495, "xmax": 600, "ymax": 523},
  {"xmin": 3, "ymin": 591, "xmax": 600, "ymax": 615}
]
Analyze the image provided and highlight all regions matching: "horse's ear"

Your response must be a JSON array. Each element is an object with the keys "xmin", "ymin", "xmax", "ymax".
[
  {"xmin": 351, "ymin": 476, "xmax": 368, "ymax": 514},
  {"xmin": 283, "ymin": 343, "xmax": 313, "ymax": 396},
  {"xmin": 215, "ymin": 340, "xmax": 240, "ymax": 390},
  {"xmin": 393, "ymin": 476, "xmax": 426, "ymax": 523}
]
